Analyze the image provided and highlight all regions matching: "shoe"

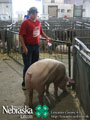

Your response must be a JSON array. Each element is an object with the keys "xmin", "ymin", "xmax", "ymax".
[
  {"xmin": 22, "ymin": 85, "xmax": 26, "ymax": 90},
  {"xmin": 22, "ymin": 82, "xmax": 26, "ymax": 90}
]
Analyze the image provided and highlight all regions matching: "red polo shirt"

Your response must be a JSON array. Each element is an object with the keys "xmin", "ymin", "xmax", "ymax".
[{"xmin": 19, "ymin": 19, "xmax": 43, "ymax": 45}]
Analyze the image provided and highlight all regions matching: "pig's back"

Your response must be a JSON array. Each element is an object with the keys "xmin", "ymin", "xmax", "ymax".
[
  {"xmin": 25, "ymin": 59, "xmax": 65, "ymax": 92},
  {"xmin": 27, "ymin": 59, "xmax": 64, "ymax": 75}
]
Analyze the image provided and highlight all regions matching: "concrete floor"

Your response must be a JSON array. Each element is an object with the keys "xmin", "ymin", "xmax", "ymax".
[{"xmin": 0, "ymin": 54, "xmax": 88, "ymax": 120}]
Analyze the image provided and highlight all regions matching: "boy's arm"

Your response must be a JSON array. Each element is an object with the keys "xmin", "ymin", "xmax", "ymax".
[
  {"xmin": 41, "ymin": 31, "xmax": 51, "ymax": 42},
  {"xmin": 19, "ymin": 35, "xmax": 28, "ymax": 55}
]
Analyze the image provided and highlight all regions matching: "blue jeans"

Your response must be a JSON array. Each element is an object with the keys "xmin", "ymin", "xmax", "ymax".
[{"xmin": 21, "ymin": 44, "xmax": 40, "ymax": 86}]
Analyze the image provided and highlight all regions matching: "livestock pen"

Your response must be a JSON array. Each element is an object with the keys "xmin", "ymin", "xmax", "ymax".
[{"xmin": 0, "ymin": 18, "xmax": 90, "ymax": 119}]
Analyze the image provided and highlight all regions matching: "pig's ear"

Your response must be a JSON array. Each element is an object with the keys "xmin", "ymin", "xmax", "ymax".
[{"xmin": 27, "ymin": 72, "xmax": 32, "ymax": 78}]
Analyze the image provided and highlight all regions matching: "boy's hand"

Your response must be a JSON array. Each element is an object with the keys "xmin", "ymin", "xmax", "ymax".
[
  {"xmin": 46, "ymin": 37, "xmax": 51, "ymax": 43},
  {"xmin": 46, "ymin": 37, "xmax": 52, "ymax": 46},
  {"xmin": 23, "ymin": 46, "xmax": 28, "ymax": 55}
]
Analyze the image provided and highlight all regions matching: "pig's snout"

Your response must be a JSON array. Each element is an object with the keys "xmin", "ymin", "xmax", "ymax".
[
  {"xmin": 67, "ymin": 77, "xmax": 75, "ymax": 89},
  {"xmin": 64, "ymin": 76, "xmax": 75, "ymax": 83}
]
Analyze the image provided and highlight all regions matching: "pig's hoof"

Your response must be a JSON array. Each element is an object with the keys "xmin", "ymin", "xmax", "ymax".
[
  {"xmin": 54, "ymin": 94, "xmax": 58, "ymax": 99},
  {"xmin": 22, "ymin": 86, "xmax": 26, "ymax": 90},
  {"xmin": 29, "ymin": 104, "xmax": 33, "ymax": 108}
]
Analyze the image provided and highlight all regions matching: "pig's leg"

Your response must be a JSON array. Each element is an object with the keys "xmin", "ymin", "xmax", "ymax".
[
  {"xmin": 38, "ymin": 96, "xmax": 43, "ymax": 105},
  {"xmin": 45, "ymin": 84, "xmax": 50, "ymax": 94},
  {"xmin": 38, "ymin": 87, "xmax": 45, "ymax": 105},
  {"xmin": 54, "ymin": 83, "xmax": 58, "ymax": 97},
  {"xmin": 59, "ymin": 79, "xmax": 67, "ymax": 92},
  {"xmin": 29, "ymin": 88, "xmax": 33, "ymax": 107},
  {"xmin": 60, "ymin": 85, "xmax": 67, "ymax": 92},
  {"xmin": 38, "ymin": 93, "xmax": 44, "ymax": 105}
]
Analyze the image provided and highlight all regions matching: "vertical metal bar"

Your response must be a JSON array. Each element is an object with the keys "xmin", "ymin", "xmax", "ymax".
[
  {"xmin": 7, "ymin": 31, "xmax": 9, "ymax": 55},
  {"xmin": 1, "ymin": 29, "xmax": 5, "ymax": 53},
  {"xmin": 7, "ymin": 30, "xmax": 11, "ymax": 55},
  {"xmin": 67, "ymin": 43, "xmax": 71, "ymax": 77}
]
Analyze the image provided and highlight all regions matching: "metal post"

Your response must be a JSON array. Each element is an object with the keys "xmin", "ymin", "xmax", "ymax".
[
  {"xmin": 6, "ymin": 31, "xmax": 9, "ymax": 55},
  {"xmin": 1, "ymin": 29, "xmax": 5, "ymax": 53},
  {"xmin": 67, "ymin": 43, "xmax": 71, "ymax": 77}
]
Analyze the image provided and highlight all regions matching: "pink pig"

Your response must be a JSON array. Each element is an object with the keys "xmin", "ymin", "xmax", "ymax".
[{"xmin": 25, "ymin": 59, "xmax": 69, "ymax": 106}]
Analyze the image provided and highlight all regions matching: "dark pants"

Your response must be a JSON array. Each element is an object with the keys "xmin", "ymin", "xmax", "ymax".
[{"xmin": 22, "ymin": 44, "xmax": 40, "ymax": 86}]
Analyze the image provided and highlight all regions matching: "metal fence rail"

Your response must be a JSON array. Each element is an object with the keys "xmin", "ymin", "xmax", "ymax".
[{"xmin": 73, "ymin": 38, "xmax": 90, "ymax": 117}]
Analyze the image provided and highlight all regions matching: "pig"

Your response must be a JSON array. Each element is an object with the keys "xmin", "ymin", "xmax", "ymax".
[
  {"xmin": 12, "ymin": 34, "xmax": 20, "ymax": 51},
  {"xmin": 0, "ymin": 40, "xmax": 7, "ymax": 49},
  {"xmin": 25, "ymin": 58, "xmax": 69, "ymax": 106},
  {"xmin": 56, "ymin": 45, "xmax": 73, "ymax": 54}
]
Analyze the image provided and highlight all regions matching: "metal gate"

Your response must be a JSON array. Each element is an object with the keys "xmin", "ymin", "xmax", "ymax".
[{"xmin": 73, "ymin": 38, "xmax": 90, "ymax": 117}]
